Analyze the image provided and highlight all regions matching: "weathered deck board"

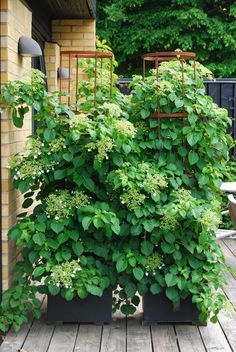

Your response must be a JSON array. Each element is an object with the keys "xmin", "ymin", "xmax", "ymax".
[
  {"xmin": 175, "ymin": 325, "xmax": 206, "ymax": 352},
  {"xmin": 47, "ymin": 325, "xmax": 78, "ymax": 352},
  {"xmin": 223, "ymin": 238, "xmax": 236, "ymax": 257},
  {"xmin": 21, "ymin": 315, "xmax": 54, "ymax": 352},
  {"xmin": 151, "ymin": 325, "xmax": 179, "ymax": 352},
  {"xmin": 74, "ymin": 325, "xmax": 102, "ymax": 352},
  {"xmin": 218, "ymin": 310, "xmax": 236, "ymax": 351},
  {"xmin": 199, "ymin": 322, "xmax": 232, "ymax": 352},
  {"xmin": 0, "ymin": 319, "xmax": 34, "ymax": 352},
  {"xmin": 100, "ymin": 318, "xmax": 126, "ymax": 352},
  {"xmin": 1, "ymin": 240, "xmax": 236, "ymax": 352},
  {"xmin": 127, "ymin": 315, "xmax": 152, "ymax": 352}
]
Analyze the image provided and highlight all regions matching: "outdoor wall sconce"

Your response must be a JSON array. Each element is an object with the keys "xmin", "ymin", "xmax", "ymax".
[
  {"xmin": 57, "ymin": 67, "xmax": 69, "ymax": 79},
  {"xmin": 18, "ymin": 36, "xmax": 42, "ymax": 57}
]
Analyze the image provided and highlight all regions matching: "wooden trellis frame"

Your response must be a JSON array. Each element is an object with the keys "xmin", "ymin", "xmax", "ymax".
[
  {"xmin": 142, "ymin": 51, "xmax": 196, "ymax": 138},
  {"xmin": 59, "ymin": 51, "xmax": 114, "ymax": 111}
]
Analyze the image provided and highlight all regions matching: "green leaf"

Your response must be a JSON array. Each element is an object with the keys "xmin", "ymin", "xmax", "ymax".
[
  {"xmin": 178, "ymin": 146, "xmax": 187, "ymax": 157},
  {"xmin": 161, "ymin": 242, "xmax": 175, "ymax": 254},
  {"xmin": 28, "ymin": 251, "xmax": 39, "ymax": 264},
  {"xmin": 18, "ymin": 179, "xmax": 31, "ymax": 193},
  {"xmin": 65, "ymin": 289, "xmax": 74, "ymax": 301},
  {"xmin": 72, "ymin": 242, "xmax": 84, "ymax": 256},
  {"xmin": 166, "ymin": 287, "xmax": 178, "ymax": 301},
  {"xmin": 121, "ymin": 304, "xmax": 136, "ymax": 315},
  {"xmin": 58, "ymin": 232, "xmax": 69, "ymax": 244},
  {"xmin": 150, "ymin": 283, "xmax": 161, "ymax": 295},
  {"xmin": 137, "ymin": 282, "xmax": 148, "ymax": 295},
  {"xmin": 165, "ymin": 273, "xmax": 177, "ymax": 287},
  {"xmin": 22, "ymin": 198, "xmax": 33, "ymax": 208},
  {"xmin": 9, "ymin": 227, "xmax": 21, "ymax": 240},
  {"xmin": 82, "ymin": 216, "xmax": 92, "ymax": 230},
  {"xmin": 47, "ymin": 238, "xmax": 59, "ymax": 250},
  {"xmin": 116, "ymin": 257, "xmax": 128, "ymax": 272},
  {"xmin": 48, "ymin": 284, "xmax": 60, "ymax": 296},
  {"xmin": 125, "ymin": 282, "xmax": 136, "ymax": 297},
  {"xmin": 63, "ymin": 152, "xmax": 73, "ymax": 162},
  {"xmin": 188, "ymin": 151, "xmax": 199, "ymax": 165},
  {"xmin": 112, "ymin": 153, "xmax": 123, "ymax": 166},
  {"xmin": 82, "ymin": 176, "xmax": 95, "ymax": 192},
  {"xmin": 33, "ymin": 266, "xmax": 45, "ymax": 278},
  {"xmin": 35, "ymin": 222, "xmax": 46, "ymax": 232},
  {"xmin": 159, "ymin": 97, "xmax": 167, "ymax": 106},
  {"xmin": 12, "ymin": 108, "xmax": 23, "ymax": 128},
  {"xmin": 122, "ymin": 143, "xmax": 131, "ymax": 154},
  {"xmin": 141, "ymin": 240, "xmax": 153, "ymax": 256},
  {"xmin": 44, "ymin": 128, "xmax": 56, "ymax": 142},
  {"xmin": 175, "ymin": 98, "xmax": 184, "ymax": 108},
  {"xmin": 141, "ymin": 109, "xmax": 150, "ymax": 119},
  {"xmin": 198, "ymin": 174, "xmax": 209, "ymax": 186},
  {"xmin": 50, "ymin": 221, "xmax": 64, "ymax": 234},
  {"xmin": 32, "ymin": 232, "xmax": 46, "ymax": 246},
  {"xmin": 187, "ymin": 132, "xmax": 202, "ymax": 147},
  {"xmin": 86, "ymin": 285, "xmax": 103, "ymax": 297},
  {"xmin": 77, "ymin": 287, "xmax": 88, "ymax": 299},
  {"xmin": 54, "ymin": 169, "xmax": 66, "ymax": 180},
  {"xmin": 61, "ymin": 250, "xmax": 71, "ymax": 261},
  {"xmin": 68, "ymin": 230, "xmax": 79, "ymax": 241},
  {"xmin": 128, "ymin": 257, "xmax": 137, "ymax": 267},
  {"xmin": 133, "ymin": 267, "xmax": 144, "ymax": 281},
  {"xmin": 188, "ymin": 257, "xmax": 201, "ymax": 269},
  {"xmin": 164, "ymin": 232, "xmax": 175, "ymax": 244}
]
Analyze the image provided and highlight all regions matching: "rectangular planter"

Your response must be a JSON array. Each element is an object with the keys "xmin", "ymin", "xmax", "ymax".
[
  {"xmin": 143, "ymin": 292, "xmax": 202, "ymax": 325},
  {"xmin": 47, "ymin": 290, "xmax": 112, "ymax": 324}
]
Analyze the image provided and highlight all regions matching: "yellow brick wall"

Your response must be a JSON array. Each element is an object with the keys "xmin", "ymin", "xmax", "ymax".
[
  {"xmin": 0, "ymin": 0, "xmax": 32, "ymax": 290},
  {"xmin": 0, "ymin": 5, "xmax": 96, "ymax": 290},
  {"xmin": 50, "ymin": 19, "xmax": 96, "ymax": 99},
  {"xmin": 44, "ymin": 42, "xmax": 60, "ymax": 92}
]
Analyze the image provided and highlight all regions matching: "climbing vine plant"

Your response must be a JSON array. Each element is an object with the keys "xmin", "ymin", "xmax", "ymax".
[{"xmin": 0, "ymin": 55, "xmax": 233, "ymax": 332}]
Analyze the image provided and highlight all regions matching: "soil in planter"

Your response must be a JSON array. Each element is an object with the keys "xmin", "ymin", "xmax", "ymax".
[
  {"xmin": 47, "ymin": 290, "xmax": 112, "ymax": 324},
  {"xmin": 143, "ymin": 292, "xmax": 204, "ymax": 325}
]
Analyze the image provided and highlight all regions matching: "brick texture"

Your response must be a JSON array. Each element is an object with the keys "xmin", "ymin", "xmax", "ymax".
[
  {"xmin": 50, "ymin": 19, "xmax": 96, "ymax": 100},
  {"xmin": 0, "ymin": 0, "xmax": 32, "ymax": 290}
]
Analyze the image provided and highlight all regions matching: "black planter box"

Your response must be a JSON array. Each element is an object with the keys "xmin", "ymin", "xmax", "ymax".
[
  {"xmin": 47, "ymin": 290, "xmax": 112, "ymax": 324},
  {"xmin": 143, "ymin": 292, "xmax": 202, "ymax": 325}
]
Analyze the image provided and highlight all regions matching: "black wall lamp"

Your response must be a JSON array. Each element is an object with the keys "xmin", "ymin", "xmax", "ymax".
[
  {"xmin": 57, "ymin": 67, "xmax": 69, "ymax": 79},
  {"xmin": 18, "ymin": 36, "xmax": 42, "ymax": 57}
]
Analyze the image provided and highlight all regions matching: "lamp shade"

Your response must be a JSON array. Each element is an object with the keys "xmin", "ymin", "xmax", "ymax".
[{"xmin": 18, "ymin": 36, "xmax": 42, "ymax": 57}]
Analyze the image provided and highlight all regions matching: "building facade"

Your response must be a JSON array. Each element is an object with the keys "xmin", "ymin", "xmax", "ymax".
[{"xmin": 0, "ymin": 0, "xmax": 96, "ymax": 294}]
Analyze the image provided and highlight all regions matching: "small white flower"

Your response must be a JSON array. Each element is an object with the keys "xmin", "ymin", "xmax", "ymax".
[
  {"xmin": 56, "ymin": 283, "xmax": 60, "ymax": 287},
  {"xmin": 145, "ymin": 272, "xmax": 149, "ymax": 276},
  {"xmin": 55, "ymin": 216, "xmax": 59, "ymax": 221}
]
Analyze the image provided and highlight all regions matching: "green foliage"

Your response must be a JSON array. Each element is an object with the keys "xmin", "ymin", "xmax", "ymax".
[
  {"xmin": 0, "ymin": 57, "xmax": 233, "ymax": 331},
  {"xmin": 97, "ymin": 0, "xmax": 236, "ymax": 77}
]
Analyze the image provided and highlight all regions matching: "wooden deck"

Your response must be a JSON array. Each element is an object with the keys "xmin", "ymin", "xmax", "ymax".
[{"xmin": 1, "ymin": 239, "xmax": 236, "ymax": 352}]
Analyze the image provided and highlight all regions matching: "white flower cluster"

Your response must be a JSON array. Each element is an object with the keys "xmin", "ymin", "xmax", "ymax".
[
  {"xmin": 113, "ymin": 119, "xmax": 136, "ymax": 138},
  {"xmin": 50, "ymin": 259, "xmax": 81, "ymax": 288},
  {"xmin": 103, "ymin": 102, "xmax": 122, "ymax": 118},
  {"xmin": 68, "ymin": 113, "xmax": 90, "ymax": 129}
]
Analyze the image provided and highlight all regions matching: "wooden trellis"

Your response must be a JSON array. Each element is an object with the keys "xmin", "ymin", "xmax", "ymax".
[
  {"xmin": 59, "ymin": 51, "xmax": 114, "ymax": 111},
  {"xmin": 142, "ymin": 51, "xmax": 196, "ymax": 138}
]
